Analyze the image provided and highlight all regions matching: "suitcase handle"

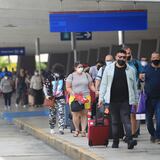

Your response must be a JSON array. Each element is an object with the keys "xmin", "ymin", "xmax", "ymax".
[{"xmin": 95, "ymin": 105, "xmax": 105, "ymax": 126}]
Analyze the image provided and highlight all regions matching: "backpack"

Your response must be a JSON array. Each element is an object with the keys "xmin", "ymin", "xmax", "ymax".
[{"xmin": 51, "ymin": 75, "xmax": 65, "ymax": 98}]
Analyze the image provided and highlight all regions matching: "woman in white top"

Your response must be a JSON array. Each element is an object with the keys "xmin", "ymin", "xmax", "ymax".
[{"xmin": 0, "ymin": 74, "xmax": 13, "ymax": 110}]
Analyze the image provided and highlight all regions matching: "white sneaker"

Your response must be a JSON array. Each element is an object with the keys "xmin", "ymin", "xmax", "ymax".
[
  {"xmin": 15, "ymin": 104, "xmax": 18, "ymax": 108},
  {"xmin": 23, "ymin": 105, "xmax": 27, "ymax": 108},
  {"xmin": 8, "ymin": 106, "xmax": 11, "ymax": 110},
  {"xmin": 50, "ymin": 129, "xmax": 55, "ymax": 135},
  {"xmin": 59, "ymin": 128, "xmax": 64, "ymax": 135},
  {"xmin": 4, "ymin": 106, "xmax": 7, "ymax": 111}
]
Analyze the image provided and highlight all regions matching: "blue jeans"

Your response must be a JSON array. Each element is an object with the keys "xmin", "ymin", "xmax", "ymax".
[{"xmin": 146, "ymin": 98, "xmax": 160, "ymax": 139}]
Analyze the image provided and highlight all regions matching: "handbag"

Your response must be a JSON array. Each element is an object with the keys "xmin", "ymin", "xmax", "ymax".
[
  {"xmin": 137, "ymin": 91, "xmax": 146, "ymax": 114},
  {"xmin": 70, "ymin": 101, "xmax": 84, "ymax": 112},
  {"xmin": 43, "ymin": 77, "xmax": 59, "ymax": 108},
  {"xmin": 43, "ymin": 97, "xmax": 55, "ymax": 108}
]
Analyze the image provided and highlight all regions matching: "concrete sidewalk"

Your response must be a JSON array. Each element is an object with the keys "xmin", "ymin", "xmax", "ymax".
[
  {"xmin": 13, "ymin": 116, "xmax": 160, "ymax": 160},
  {"xmin": 0, "ymin": 93, "xmax": 159, "ymax": 160}
]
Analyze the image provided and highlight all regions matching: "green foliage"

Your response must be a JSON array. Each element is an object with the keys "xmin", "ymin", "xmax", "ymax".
[
  {"xmin": 36, "ymin": 62, "xmax": 47, "ymax": 70},
  {"xmin": 0, "ymin": 57, "xmax": 9, "ymax": 69}
]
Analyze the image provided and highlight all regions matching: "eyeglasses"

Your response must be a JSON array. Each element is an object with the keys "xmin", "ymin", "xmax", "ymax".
[{"xmin": 117, "ymin": 56, "xmax": 126, "ymax": 59}]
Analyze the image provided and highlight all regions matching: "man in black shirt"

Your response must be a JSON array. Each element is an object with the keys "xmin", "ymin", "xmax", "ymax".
[
  {"xmin": 99, "ymin": 50, "xmax": 138, "ymax": 149},
  {"xmin": 140, "ymin": 52, "xmax": 160, "ymax": 143}
]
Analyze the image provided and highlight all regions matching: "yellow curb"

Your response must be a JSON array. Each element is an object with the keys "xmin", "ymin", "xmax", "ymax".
[{"xmin": 13, "ymin": 118, "xmax": 104, "ymax": 160}]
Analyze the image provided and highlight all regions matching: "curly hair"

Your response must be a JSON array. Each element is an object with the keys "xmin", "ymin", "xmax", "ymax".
[{"xmin": 51, "ymin": 63, "xmax": 65, "ymax": 75}]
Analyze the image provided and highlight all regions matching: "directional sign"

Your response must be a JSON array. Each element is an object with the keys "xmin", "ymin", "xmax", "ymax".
[
  {"xmin": 0, "ymin": 47, "xmax": 25, "ymax": 56},
  {"xmin": 76, "ymin": 32, "xmax": 92, "ymax": 40},
  {"xmin": 61, "ymin": 32, "xmax": 92, "ymax": 41}
]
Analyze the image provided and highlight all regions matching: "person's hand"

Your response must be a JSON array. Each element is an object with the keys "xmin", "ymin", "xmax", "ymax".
[
  {"xmin": 46, "ymin": 96, "xmax": 51, "ymax": 99},
  {"xmin": 132, "ymin": 104, "xmax": 138, "ymax": 112},
  {"xmin": 139, "ymin": 73, "xmax": 145, "ymax": 81},
  {"xmin": 95, "ymin": 90, "xmax": 99, "ymax": 97},
  {"xmin": 98, "ymin": 100, "xmax": 103, "ymax": 108},
  {"xmin": 104, "ymin": 108, "xmax": 110, "ymax": 114}
]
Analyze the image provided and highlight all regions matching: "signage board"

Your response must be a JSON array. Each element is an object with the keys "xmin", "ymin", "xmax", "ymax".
[
  {"xmin": 61, "ymin": 32, "xmax": 92, "ymax": 40},
  {"xmin": 0, "ymin": 47, "xmax": 25, "ymax": 56},
  {"xmin": 49, "ymin": 10, "xmax": 147, "ymax": 32}
]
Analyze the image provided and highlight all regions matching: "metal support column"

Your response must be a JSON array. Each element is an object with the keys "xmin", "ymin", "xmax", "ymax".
[
  {"xmin": 35, "ymin": 37, "xmax": 41, "ymax": 72},
  {"xmin": 118, "ymin": 31, "xmax": 125, "ymax": 47},
  {"xmin": 71, "ymin": 32, "xmax": 77, "ymax": 63}
]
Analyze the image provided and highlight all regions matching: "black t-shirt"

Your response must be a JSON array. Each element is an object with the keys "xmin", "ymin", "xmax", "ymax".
[
  {"xmin": 144, "ymin": 64, "xmax": 160, "ymax": 98},
  {"xmin": 110, "ymin": 65, "xmax": 129, "ymax": 103}
]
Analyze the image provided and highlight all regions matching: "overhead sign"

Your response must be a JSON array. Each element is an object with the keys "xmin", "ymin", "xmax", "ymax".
[
  {"xmin": 61, "ymin": 32, "xmax": 92, "ymax": 41},
  {"xmin": 0, "ymin": 47, "xmax": 25, "ymax": 56},
  {"xmin": 49, "ymin": 10, "xmax": 147, "ymax": 32}
]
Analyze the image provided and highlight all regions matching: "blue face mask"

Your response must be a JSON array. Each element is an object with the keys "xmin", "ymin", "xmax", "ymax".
[{"xmin": 105, "ymin": 61, "xmax": 112, "ymax": 66}]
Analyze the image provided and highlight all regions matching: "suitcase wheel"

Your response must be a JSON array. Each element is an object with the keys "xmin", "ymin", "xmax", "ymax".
[
  {"xmin": 88, "ymin": 140, "xmax": 93, "ymax": 146},
  {"xmin": 105, "ymin": 140, "xmax": 109, "ymax": 147}
]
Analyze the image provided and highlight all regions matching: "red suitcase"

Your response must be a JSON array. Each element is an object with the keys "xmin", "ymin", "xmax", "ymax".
[{"xmin": 88, "ymin": 117, "xmax": 110, "ymax": 147}]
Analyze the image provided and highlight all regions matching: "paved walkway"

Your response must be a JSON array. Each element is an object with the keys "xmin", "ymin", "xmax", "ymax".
[
  {"xmin": 0, "ymin": 119, "xmax": 72, "ymax": 160},
  {"xmin": 0, "ymin": 95, "xmax": 160, "ymax": 160},
  {"xmin": 13, "ymin": 116, "xmax": 160, "ymax": 160}
]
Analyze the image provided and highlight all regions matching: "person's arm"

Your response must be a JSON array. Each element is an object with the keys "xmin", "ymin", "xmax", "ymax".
[
  {"xmin": 85, "ymin": 73, "xmax": 96, "ymax": 93},
  {"xmin": 15, "ymin": 77, "xmax": 18, "ymax": 89},
  {"xmin": 95, "ymin": 67, "xmax": 103, "ymax": 90},
  {"xmin": 95, "ymin": 79, "xmax": 100, "ymax": 97},
  {"xmin": 66, "ymin": 81, "xmax": 74, "ymax": 95},
  {"xmin": 88, "ymin": 81, "xmax": 96, "ymax": 93},
  {"xmin": 30, "ymin": 76, "xmax": 33, "ymax": 88},
  {"xmin": 98, "ymin": 68, "xmax": 108, "ymax": 107},
  {"xmin": 65, "ymin": 74, "xmax": 74, "ymax": 95},
  {"xmin": 132, "ymin": 69, "xmax": 139, "ymax": 105}
]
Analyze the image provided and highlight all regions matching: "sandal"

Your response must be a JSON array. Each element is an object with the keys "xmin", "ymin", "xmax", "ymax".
[
  {"xmin": 81, "ymin": 131, "xmax": 86, "ymax": 137},
  {"xmin": 73, "ymin": 130, "xmax": 79, "ymax": 137}
]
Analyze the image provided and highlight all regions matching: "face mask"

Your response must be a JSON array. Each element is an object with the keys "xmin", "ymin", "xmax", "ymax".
[
  {"xmin": 127, "ymin": 56, "xmax": 131, "ymax": 61},
  {"xmin": 77, "ymin": 67, "xmax": 83, "ymax": 74},
  {"xmin": 105, "ymin": 61, "xmax": 112, "ymax": 66},
  {"xmin": 141, "ymin": 61, "xmax": 148, "ymax": 67},
  {"xmin": 152, "ymin": 60, "xmax": 160, "ymax": 66},
  {"xmin": 34, "ymin": 72, "xmax": 38, "ymax": 76},
  {"xmin": 4, "ymin": 76, "xmax": 8, "ymax": 80},
  {"xmin": 97, "ymin": 65, "xmax": 101, "ymax": 70},
  {"xmin": 117, "ymin": 60, "xmax": 126, "ymax": 66}
]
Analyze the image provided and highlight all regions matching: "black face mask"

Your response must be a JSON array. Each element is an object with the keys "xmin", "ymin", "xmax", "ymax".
[
  {"xmin": 97, "ymin": 65, "xmax": 101, "ymax": 70},
  {"xmin": 117, "ymin": 60, "xmax": 126, "ymax": 66},
  {"xmin": 152, "ymin": 60, "xmax": 160, "ymax": 66},
  {"xmin": 127, "ymin": 56, "xmax": 131, "ymax": 61}
]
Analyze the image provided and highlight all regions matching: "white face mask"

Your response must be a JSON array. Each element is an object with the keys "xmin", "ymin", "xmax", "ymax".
[
  {"xmin": 77, "ymin": 67, "xmax": 83, "ymax": 74},
  {"xmin": 105, "ymin": 61, "xmax": 112, "ymax": 66},
  {"xmin": 34, "ymin": 72, "xmax": 38, "ymax": 76},
  {"xmin": 141, "ymin": 61, "xmax": 148, "ymax": 67},
  {"xmin": 4, "ymin": 76, "xmax": 8, "ymax": 80}
]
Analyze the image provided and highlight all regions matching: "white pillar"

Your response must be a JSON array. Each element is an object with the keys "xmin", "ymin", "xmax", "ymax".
[
  {"xmin": 35, "ymin": 37, "xmax": 41, "ymax": 72},
  {"xmin": 118, "ymin": 31, "xmax": 125, "ymax": 46}
]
